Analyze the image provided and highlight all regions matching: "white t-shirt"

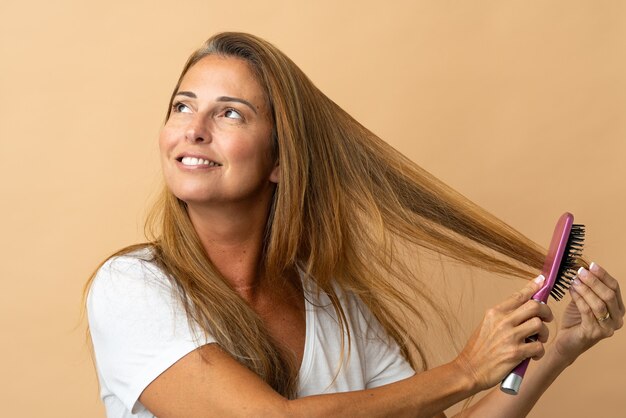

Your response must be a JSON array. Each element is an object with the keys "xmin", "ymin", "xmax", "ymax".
[{"xmin": 87, "ymin": 250, "xmax": 415, "ymax": 417}]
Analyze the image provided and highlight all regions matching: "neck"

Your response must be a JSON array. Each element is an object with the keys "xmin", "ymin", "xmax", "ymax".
[{"xmin": 186, "ymin": 195, "xmax": 273, "ymax": 302}]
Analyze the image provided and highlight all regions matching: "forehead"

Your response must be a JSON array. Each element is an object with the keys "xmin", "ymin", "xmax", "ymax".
[{"xmin": 179, "ymin": 55, "xmax": 267, "ymax": 110}]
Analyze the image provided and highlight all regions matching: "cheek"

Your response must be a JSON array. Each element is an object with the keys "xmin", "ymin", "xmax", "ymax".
[
  {"xmin": 228, "ymin": 128, "xmax": 275, "ymax": 170},
  {"xmin": 227, "ymin": 141, "xmax": 256, "ymax": 163},
  {"xmin": 230, "ymin": 142, "xmax": 273, "ymax": 175}
]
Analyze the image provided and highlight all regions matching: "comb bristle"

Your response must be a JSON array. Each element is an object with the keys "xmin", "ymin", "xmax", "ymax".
[{"xmin": 550, "ymin": 223, "xmax": 586, "ymax": 301}]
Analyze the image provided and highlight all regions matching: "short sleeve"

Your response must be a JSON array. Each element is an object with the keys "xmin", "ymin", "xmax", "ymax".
[
  {"xmin": 351, "ymin": 297, "xmax": 416, "ymax": 388},
  {"xmin": 87, "ymin": 253, "xmax": 215, "ymax": 414}
]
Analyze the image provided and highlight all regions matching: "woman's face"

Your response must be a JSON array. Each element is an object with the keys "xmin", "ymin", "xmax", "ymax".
[{"xmin": 159, "ymin": 55, "xmax": 278, "ymax": 209}]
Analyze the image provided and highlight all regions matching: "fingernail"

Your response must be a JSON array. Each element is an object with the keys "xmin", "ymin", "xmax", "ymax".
[
  {"xmin": 534, "ymin": 274, "xmax": 545, "ymax": 284},
  {"xmin": 572, "ymin": 277, "xmax": 582, "ymax": 287},
  {"xmin": 577, "ymin": 267, "xmax": 588, "ymax": 278},
  {"xmin": 590, "ymin": 262, "xmax": 599, "ymax": 273}
]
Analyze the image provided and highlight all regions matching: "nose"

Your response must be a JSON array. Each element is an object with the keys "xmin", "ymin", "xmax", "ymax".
[{"xmin": 184, "ymin": 115, "xmax": 211, "ymax": 144}]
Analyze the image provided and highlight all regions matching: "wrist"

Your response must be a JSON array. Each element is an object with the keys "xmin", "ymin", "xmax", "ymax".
[
  {"xmin": 544, "ymin": 343, "xmax": 576, "ymax": 372},
  {"xmin": 450, "ymin": 354, "xmax": 482, "ymax": 394}
]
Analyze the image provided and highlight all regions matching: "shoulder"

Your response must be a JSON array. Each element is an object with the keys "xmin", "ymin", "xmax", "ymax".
[
  {"xmin": 87, "ymin": 246, "xmax": 177, "ymax": 329},
  {"xmin": 93, "ymin": 246, "xmax": 162, "ymax": 284},
  {"xmin": 90, "ymin": 246, "xmax": 166, "ymax": 292}
]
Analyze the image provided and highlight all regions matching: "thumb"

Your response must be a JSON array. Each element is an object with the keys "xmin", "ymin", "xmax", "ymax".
[{"xmin": 498, "ymin": 274, "xmax": 545, "ymax": 311}]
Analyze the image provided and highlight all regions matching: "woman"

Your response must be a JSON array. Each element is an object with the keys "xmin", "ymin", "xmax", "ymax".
[{"xmin": 86, "ymin": 32, "xmax": 624, "ymax": 417}]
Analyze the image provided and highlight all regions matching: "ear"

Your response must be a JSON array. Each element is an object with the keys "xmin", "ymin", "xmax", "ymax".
[{"xmin": 269, "ymin": 159, "xmax": 280, "ymax": 184}]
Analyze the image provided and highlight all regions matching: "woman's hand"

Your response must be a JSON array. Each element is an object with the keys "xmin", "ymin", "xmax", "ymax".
[
  {"xmin": 454, "ymin": 276, "xmax": 553, "ymax": 391},
  {"xmin": 553, "ymin": 262, "xmax": 624, "ymax": 364}
]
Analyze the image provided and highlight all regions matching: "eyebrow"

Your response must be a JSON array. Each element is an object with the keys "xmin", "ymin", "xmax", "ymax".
[{"xmin": 174, "ymin": 91, "xmax": 258, "ymax": 114}]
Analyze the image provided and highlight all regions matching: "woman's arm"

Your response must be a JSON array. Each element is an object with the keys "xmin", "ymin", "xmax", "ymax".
[
  {"xmin": 139, "ymin": 278, "xmax": 552, "ymax": 418},
  {"xmin": 453, "ymin": 343, "xmax": 568, "ymax": 417},
  {"xmin": 140, "ymin": 343, "xmax": 474, "ymax": 418},
  {"xmin": 454, "ymin": 262, "xmax": 624, "ymax": 418}
]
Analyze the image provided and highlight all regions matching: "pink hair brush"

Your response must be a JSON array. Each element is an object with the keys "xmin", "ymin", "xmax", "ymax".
[{"xmin": 500, "ymin": 212, "xmax": 585, "ymax": 395}]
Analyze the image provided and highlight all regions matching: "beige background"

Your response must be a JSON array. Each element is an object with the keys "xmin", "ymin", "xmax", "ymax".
[{"xmin": 1, "ymin": 0, "xmax": 624, "ymax": 416}]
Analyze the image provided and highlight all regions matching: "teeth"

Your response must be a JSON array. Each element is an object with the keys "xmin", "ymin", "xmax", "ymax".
[{"xmin": 181, "ymin": 156, "xmax": 220, "ymax": 167}]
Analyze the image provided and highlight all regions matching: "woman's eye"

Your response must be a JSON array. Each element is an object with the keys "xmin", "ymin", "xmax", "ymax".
[
  {"xmin": 172, "ymin": 102, "xmax": 191, "ymax": 113},
  {"xmin": 224, "ymin": 109, "xmax": 242, "ymax": 119}
]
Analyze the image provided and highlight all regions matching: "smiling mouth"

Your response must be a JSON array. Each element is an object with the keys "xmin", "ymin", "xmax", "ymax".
[{"xmin": 177, "ymin": 156, "xmax": 222, "ymax": 167}]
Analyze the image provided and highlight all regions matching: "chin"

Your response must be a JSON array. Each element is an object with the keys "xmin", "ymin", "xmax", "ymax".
[
  {"xmin": 174, "ymin": 192, "xmax": 216, "ymax": 205},
  {"xmin": 166, "ymin": 183, "xmax": 214, "ymax": 204}
]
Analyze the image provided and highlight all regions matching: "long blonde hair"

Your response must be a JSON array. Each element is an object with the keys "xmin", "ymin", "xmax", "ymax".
[{"xmin": 86, "ymin": 32, "xmax": 549, "ymax": 398}]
